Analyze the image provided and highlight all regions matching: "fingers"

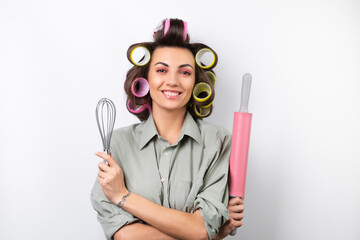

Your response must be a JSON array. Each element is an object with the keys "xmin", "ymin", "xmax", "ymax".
[
  {"xmin": 229, "ymin": 197, "xmax": 244, "ymax": 206},
  {"xmin": 98, "ymin": 161, "xmax": 110, "ymax": 172},
  {"xmin": 97, "ymin": 169, "xmax": 107, "ymax": 179},
  {"xmin": 229, "ymin": 211, "xmax": 244, "ymax": 221},
  {"xmin": 228, "ymin": 203, "xmax": 244, "ymax": 213},
  {"xmin": 230, "ymin": 218, "xmax": 243, "ymax": 228},
  {"xmin": 228, "ymin": 210, "xmax": 244, "ymax": 229},
  {"xmin": 224, "ymin": 217, "xmax": 243, "ymax": 231},
  {"xmin": 95, "ymin": 152, "xmax": 116, "ymax": 166},
  {"xmin": 228, "ymin": 199, "xmax": 245, "ymax": 228},
  {"xmin": 97, "ymin": 176, "xmax": 103, "ymax": 184},
  {"xmin": 97, "ymin": 155, "xmax": 115, "ymax": 180},
  {"xmin": 228, "ymin": 197, "xmax": 245, "ymax": 221}
]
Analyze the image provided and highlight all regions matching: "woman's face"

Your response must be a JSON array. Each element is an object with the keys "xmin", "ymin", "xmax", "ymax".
[{"xmin": 148, "ymin": 47, "xmax": 195, "ymax": 113}]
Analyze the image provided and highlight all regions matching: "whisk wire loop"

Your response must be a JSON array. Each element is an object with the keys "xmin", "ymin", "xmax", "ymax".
[{"xmin": 95, "ymin": 98, "xmax": 116, "ymax": 155}]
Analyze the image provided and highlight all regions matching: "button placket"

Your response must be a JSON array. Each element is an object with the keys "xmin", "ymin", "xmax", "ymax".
[
  {"xmin": 158, "ymin": 146, "xmax": 173, "ymax": 207},
  {"xmin": 159, "ymin": 148, "xmax": 171, "ymax": 183}
]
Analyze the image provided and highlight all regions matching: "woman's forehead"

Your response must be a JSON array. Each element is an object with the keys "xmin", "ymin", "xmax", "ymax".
[{"xmin": 152, "ymin": 47, "xmax": 195, "ymax": 65}]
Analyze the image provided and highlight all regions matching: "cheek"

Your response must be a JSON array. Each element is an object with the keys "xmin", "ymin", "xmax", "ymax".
[
  {"xmin": 183, "ymin": 79, "xmax": 195, "ymax": 102},
  {"xmin": 148, "ymin": 81, "xmax": 158, "ymax": 99},
  {"xmin": 148, "ymin": 73, "xmax": 159, "ymax": 90},
  {"xmin": 186, "ymin": 78, "xmax": 196, "ymax": 93}
]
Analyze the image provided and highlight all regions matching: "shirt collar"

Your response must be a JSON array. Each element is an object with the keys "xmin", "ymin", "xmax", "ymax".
[
  {"xmin": 139, "ymin": 113, "xmax": 158, "ymax": 150},
  {"xmin": 181, "ymin": 111, "xmax": 203, "ymax": 146},
  {"xmin": 139, "ymin": 111, "xmax": 203, "ymax": 150}
]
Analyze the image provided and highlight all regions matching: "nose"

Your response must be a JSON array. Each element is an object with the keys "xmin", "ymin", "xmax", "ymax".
[{"xmin": 166, "ymin": 71, "xmax": 179, "ymax": 87}]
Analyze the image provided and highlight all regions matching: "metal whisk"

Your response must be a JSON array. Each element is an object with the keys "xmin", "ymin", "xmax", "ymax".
[{"xmin": 95, "ymin": 98, "xmax": 116, "ymax": 155}]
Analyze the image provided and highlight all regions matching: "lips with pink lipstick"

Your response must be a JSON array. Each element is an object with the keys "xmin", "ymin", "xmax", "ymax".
[{"xmin": 161, "ymin": 89, "xmax": 182, "ymax": 99}]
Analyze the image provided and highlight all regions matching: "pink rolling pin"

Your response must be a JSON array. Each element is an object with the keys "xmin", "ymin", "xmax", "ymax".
[{"xmin": 229, "ymin": 73, "xmax": 252, "ymax": 236}]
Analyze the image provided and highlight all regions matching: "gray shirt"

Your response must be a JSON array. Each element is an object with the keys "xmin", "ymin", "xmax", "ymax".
[{"xmin": 90, "ymin": 112, "xmax": 231, "ymax": 240}]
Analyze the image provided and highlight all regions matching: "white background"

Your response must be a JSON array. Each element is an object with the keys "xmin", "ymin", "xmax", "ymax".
[{"xmin": 0, "ymin": 0, "xmax": 359, "ymax": 239}]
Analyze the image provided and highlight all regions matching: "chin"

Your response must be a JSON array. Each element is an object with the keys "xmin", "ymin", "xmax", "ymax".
[{"xmin": 160, "ymin": 104, "xmax": 187, "ymax": 112}]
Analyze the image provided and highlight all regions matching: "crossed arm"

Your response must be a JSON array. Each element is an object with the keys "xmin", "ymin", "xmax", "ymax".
[
  {"xmin": 95, "ymin": 152, "xmax": 244, "ymax": 240},
  {"xmin": 114, "ymin": 206, "xmax": 206, "ymax": 240},
  {"xmin": 113, "ymin": 198, "xmax": 244, "ymax": 240}
]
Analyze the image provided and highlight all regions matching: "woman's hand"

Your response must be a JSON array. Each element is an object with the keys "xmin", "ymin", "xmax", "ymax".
[
  {"xmin": 213, "ymin": 197, "xmax": 244, "ymax": 240},
  {"xmin": 95, "ymin": 152, "xmax": 128, "ymax": 205}
]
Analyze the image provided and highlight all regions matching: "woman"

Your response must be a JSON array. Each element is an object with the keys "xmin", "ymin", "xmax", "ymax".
[{"xmin": 91, "ymin": 18, "xmax": 244, "ymax": 240}]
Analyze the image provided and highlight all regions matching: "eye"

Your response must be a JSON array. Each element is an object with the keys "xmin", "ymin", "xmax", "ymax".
[
  {"xmin": 156, "ymin": 68, "xmax": 167, "ymax": 73},
  {"xmin": 180, "ymin": 70, "xmax": 191, "ymax": 75}
]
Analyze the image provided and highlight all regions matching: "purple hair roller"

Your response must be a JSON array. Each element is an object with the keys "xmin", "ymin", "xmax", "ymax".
[{"xmin": 131, "ymin": 78, "xmax": 150, "ymax": 97}]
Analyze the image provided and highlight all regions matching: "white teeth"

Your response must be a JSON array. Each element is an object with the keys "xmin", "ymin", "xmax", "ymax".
[{"xmin": 163, "ymin": 91, "xmax": 180, "ymax": 96}]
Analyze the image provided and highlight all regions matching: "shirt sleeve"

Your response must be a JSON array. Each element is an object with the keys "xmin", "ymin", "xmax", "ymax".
[
  {"xmin": 90, "ymin": 180, "xmax": 140, "ymax": 240},
  {"xmin": 193, "ymin": 130, "xmax": 231, "ymax": 240}
]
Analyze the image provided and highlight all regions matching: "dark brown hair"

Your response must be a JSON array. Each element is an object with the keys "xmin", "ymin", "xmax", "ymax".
[{"xmin": 124, "ymin": 18, "xmax": 217, "ymax": 121}]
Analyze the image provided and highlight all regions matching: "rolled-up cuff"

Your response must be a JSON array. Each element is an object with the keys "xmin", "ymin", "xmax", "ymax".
[
  {"xmin": 194, "ymin": 195, "xmax": 229, "ymax": 240},
  {"xmin": 90, "ymin": 181, "xmax": 140, "ymax": 240},
  {"xmin": 98, "ymin": 210, "xmax": 140, "ymax": 240}
]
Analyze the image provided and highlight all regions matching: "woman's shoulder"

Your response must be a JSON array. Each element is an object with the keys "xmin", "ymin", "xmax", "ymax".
[
  {"xmin": 111, "ymin": 122, "xmax": 143, "ymax": 142},
  {"xmin": 195, "ymin": 119, "xmax": 231, "ymax": 142},
  {"xmin": 194, "ymin": 119, "xmax": 232, "ymax": 163}
]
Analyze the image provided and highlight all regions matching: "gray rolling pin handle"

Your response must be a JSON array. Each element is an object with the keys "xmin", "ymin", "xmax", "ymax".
[{"xmin": 239, "ymin": 73, "xmax": 252, "ymax": 113}]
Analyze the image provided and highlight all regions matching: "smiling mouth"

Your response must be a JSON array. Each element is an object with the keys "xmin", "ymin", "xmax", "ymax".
[{"xmin": 162, "ymin": 90, "xmax": 182, "ymax": 97}]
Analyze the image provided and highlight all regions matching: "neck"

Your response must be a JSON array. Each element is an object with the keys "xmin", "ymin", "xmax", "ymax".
[{"xmin": 151, "ymin": 106, "xmax": 187, "ymax": 145}]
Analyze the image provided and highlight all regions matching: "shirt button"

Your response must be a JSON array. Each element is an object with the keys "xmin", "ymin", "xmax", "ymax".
[
  {"xmin": 164, "ymin": 152, "xmax": 168, "ymax": 156},
  {"xmin": 160, "ymin": 178, "xmax": 165, "ymax": 182}
]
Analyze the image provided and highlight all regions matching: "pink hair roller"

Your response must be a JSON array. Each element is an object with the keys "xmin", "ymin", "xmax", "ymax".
[
  {"xmin": 229, "ymin": 73, "xmax": 252, "ymax": 236},
  {"xmin": 183, "ymin": 21, "xmax": 188, "ymax": 40},
  {"xmin": 126, "ymin": 100, "xmax": 152, "ymax": 114},
  {"xmin": 131, "ymin": 78, "xmax": 150, "ymax": 97},
  {"xmin": 163, "ymin": 19, "xmax": 171, "ymax": 36},
  {"xmin": 163, "ymin": 19, "xmax": 188, "ymax": 41}
]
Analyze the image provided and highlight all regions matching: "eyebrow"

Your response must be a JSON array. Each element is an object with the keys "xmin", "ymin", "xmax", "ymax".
[
  {"xmin": 154, "ymin": 62, "xmax": 193, "ymax": 69},
  {"xmin": 179, "ymin": 64, "xmax": 193, "ymax": 69}
]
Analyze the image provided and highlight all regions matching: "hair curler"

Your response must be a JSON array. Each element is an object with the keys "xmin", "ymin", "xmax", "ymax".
[
  {"xmin": 131, "ymin": 78, "xmax": 150, "ymax": 97},
  {"xmin": 229, "ymin": 73, "xmax": 252, "ymax": 236},
  {"xmin": 163, "ymin": 18, "xmax": 188, "ymax": 41},
  {"xmin": 126, "ymin": 100, "xmax": 152, "ymax": 114},
  {"xmin": 195, "ymin": 48, "xmax": 217, "ymax": 69}
]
